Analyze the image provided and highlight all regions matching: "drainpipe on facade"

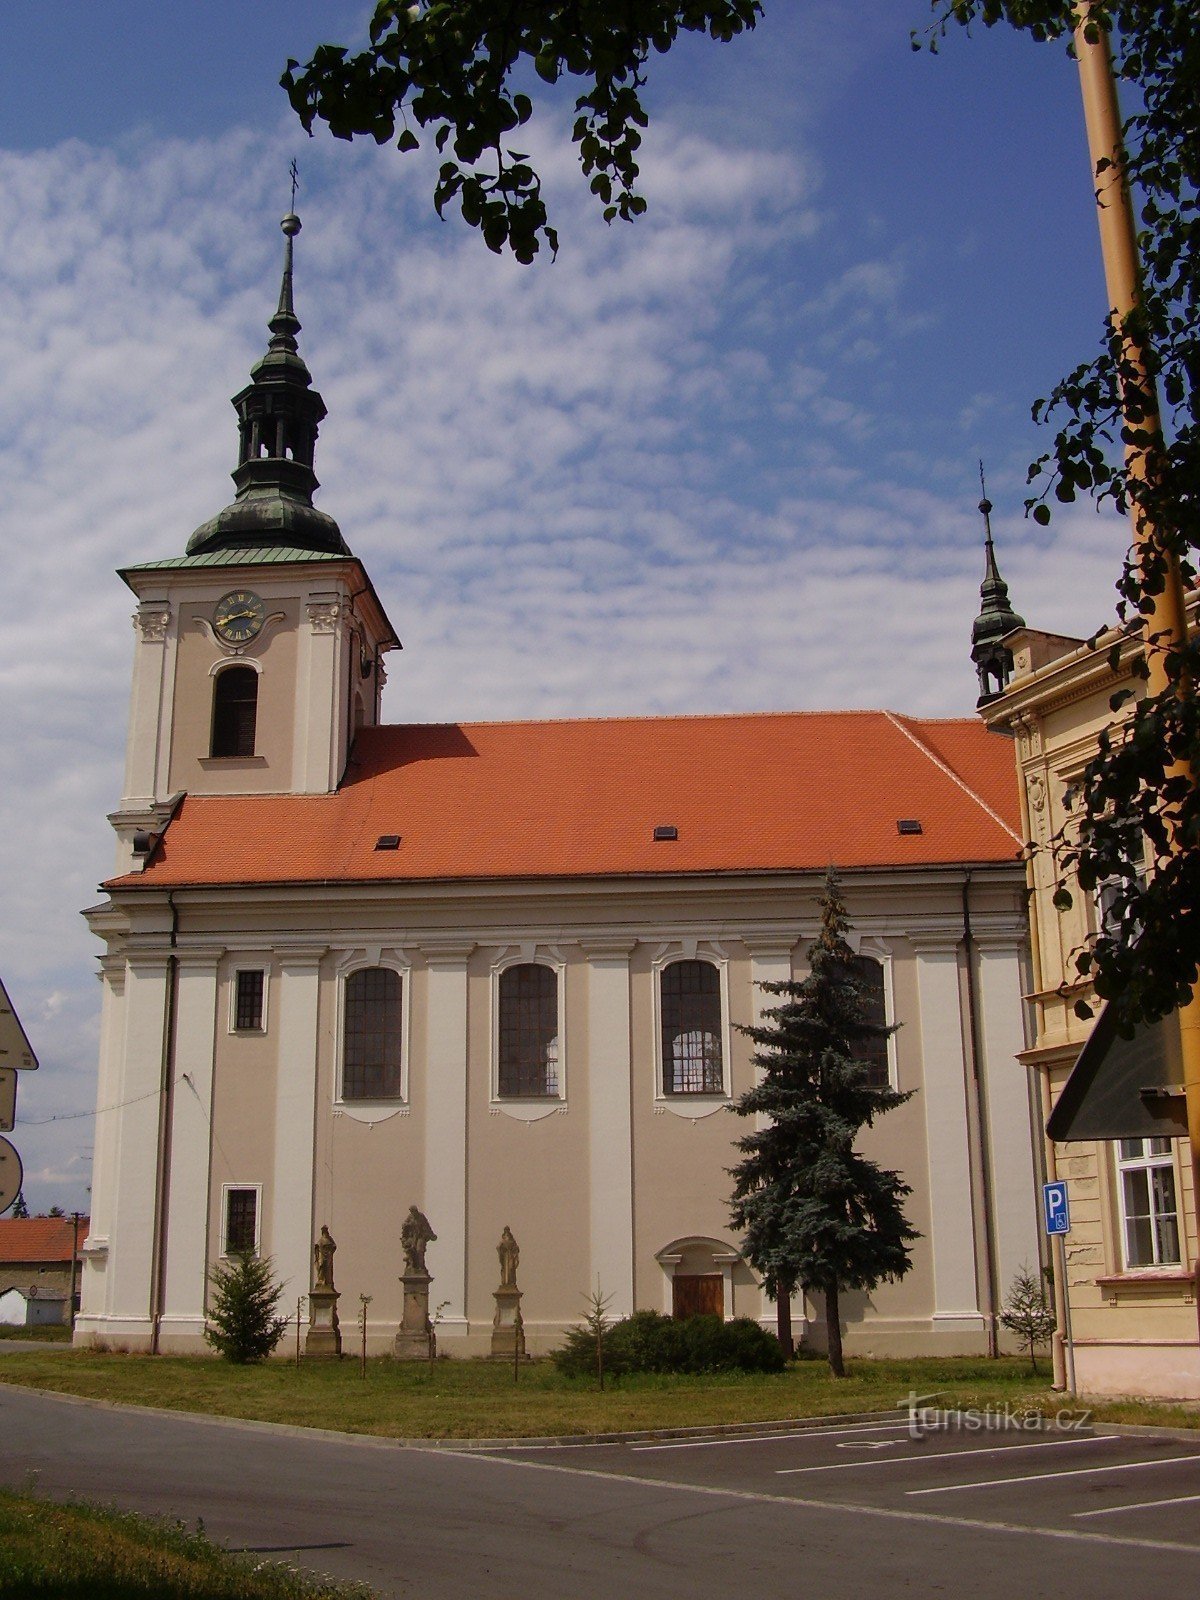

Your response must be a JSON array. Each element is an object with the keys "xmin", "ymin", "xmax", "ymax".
[
  {"xmin": 1075, "ymin": 7, "xmax": 1200, "ymax": 1307},
  {"xmin": 149, "ymin": 892, "xmax": 179, "ymax": 1355},
  {"xmin": 961, "ymin": 870, "xmax": 1000, "ymax": 1359}
]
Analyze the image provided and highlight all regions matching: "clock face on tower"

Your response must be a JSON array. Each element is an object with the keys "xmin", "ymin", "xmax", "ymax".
[{"xmin": 213, "ymin": 589, "xmax": 266, "ymax": 645}]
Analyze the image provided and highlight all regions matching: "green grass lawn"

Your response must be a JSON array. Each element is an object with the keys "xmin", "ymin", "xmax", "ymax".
[
  {"xmin": 1, "ymin": 1348, "xmax": 1194, "ymax": 1439},
  {"xmin": 0, "ymin": 1491, "xmax": 373, "ymax": 1599},
  {"xmin": 0, "ymin": 1324, "xmax": 71, "ymax": 1342}
]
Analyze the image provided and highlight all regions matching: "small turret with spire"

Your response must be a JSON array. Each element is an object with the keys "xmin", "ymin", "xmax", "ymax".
[
  {"xmin": 187, "ymin": 213, "xmax": 349, "ymax": 558},
  {"xmin": 971, "ymin": 466, "xmax": 1025, "ymax": 706}
]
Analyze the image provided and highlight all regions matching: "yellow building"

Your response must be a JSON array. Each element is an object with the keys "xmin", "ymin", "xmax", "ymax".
[{"xmin": 976, "ymin": 511, "xmax": 1199, "ymax": 1400}]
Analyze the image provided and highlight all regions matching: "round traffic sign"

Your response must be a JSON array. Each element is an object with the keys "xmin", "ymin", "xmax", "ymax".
[{"xmin": 0, "ymin": 1135, "xmax": 23, "ymax": 1214}]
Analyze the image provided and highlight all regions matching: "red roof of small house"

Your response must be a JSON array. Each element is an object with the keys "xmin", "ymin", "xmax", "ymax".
[
  {"xmin": 0, "ymin": 1217, "xmax": 89, "ymax": 1265},
  {"xmin": 106, "ymin": 710, "xmax": 1023, "ymax": 891}
]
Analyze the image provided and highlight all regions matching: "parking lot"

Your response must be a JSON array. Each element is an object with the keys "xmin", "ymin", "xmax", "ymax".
[{"xmin": 487, "ymin": 1411, "xmax": 1200, "ymax": 1553}]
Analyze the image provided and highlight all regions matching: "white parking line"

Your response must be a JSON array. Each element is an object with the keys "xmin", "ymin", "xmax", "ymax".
[
  {"xmin": 1075, "ymin": 1491, "xmax": 1200, "ymax": 1520},
  {"xmin": 777, "ymin": 1436, "xmax": 1107, "ymax": 1476},
  {"xmin": 633, "ymin": 1420, "xmax": 912, "ymax": 1453},
  {"xmin": 907, "ymin": 1452, "xmax": 1200, "ymax": 1497}
]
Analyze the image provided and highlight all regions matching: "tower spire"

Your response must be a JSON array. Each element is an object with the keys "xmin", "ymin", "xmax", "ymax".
[
  {"xmin": 970, "ymin": 466, "xmax": 1025, "ymax": 706},
  {"xmin": 186, "ymin": 212, "xmax": 348, "ymax": 558}
]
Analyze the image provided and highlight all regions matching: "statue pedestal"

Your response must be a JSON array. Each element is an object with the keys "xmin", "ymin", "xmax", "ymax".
[
  {"xmin": 394, "ymin": 1269, "xmax": 434, "ymax": 1360},
  {"xmin": 490, "ymin": 1284, "xmax": 525, "ymax": 1360},
  {"xmin": 305, "ymin": 1288, "xmax": 342, "ymax": 1359}
]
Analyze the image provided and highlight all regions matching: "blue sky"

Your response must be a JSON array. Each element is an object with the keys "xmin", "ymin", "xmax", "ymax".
[{"xmin": 0, "ymin": 3, "xmax": 1131, "ymax": 1210}]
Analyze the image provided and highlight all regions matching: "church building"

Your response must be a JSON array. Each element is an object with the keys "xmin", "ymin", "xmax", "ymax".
[{"xmin": 77, "ymin": 217, "xmax": 1041, "ymax": 1357}]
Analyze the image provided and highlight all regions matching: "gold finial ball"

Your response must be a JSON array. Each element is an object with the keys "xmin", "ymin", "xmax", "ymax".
[{"xmin": 281, "ymin": 213, "xmax": 302, "ymax": 238}]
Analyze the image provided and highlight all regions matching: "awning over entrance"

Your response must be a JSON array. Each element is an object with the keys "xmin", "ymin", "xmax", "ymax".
[{"xmin": 1047, "ymin": 1001, "xmax": 1187, "ymax": 1142}]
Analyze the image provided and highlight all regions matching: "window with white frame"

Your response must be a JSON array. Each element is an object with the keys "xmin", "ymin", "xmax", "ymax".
[
  {"xmin": 232, "ymin": 968, "xmax": 266, "ymax": 1033},
  {"xmin": 497, "ymin": 962, "xmax": 559, "ymax": 1097},
  {"xmin": 342, "ymin": 966, "xmax": 404, "ymax": 1100},
  {"xmin": 223, "ymin": 1185, "xmax": 260, "ymax": 1256},
  {"xmin": 660, "ymin": 959, "xmax": 723, "ymax": 1095},
  {"xmin": 1116, "ymin": 1138, "xmax": 1180, "ymax": 1267}
]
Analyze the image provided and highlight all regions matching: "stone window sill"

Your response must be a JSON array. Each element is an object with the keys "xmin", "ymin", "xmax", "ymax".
[{"xmin": 1096, "ymin": 1269, "xmax": 1196, "ymax": 1303}]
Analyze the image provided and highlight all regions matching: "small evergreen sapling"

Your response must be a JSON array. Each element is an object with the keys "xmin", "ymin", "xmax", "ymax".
[
  {"xmin": 204, "ymin": 1252, "xmax": 289, "ymax": 1364},
  {"xmin": 999, "ymin": 1262, "xmax": 1056, "ymax": 1375},
  {"xmin": 728, "ymin": 868, "xmax": 920, "ymax": 1377}
]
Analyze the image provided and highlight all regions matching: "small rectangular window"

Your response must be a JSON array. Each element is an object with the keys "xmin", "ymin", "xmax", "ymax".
[
  {"xmin": 232, "ymin": 966, "xmax": 265, "ymax": 1030},
  {"xmin": 234, "ymin": 969, "xmax": 265, "ymax": 1032},
  {"xmin": 224, "ymin": 1187, "xmax": 259, "ymax": 1256}
]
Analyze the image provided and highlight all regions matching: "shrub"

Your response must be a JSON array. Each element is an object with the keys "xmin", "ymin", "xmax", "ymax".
[
  {"xmin": 205, "ymin": 1252, "xmax": 289, "ymax": 1364},
  {"xmin": 552, "ymin": 1310, "xmax": 784, "ymax": 1378}
]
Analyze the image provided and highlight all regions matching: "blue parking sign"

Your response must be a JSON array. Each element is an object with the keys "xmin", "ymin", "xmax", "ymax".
[{"xmin": 1043, "ymin": 1180, "xmax": 1070, "ymax": 1235}]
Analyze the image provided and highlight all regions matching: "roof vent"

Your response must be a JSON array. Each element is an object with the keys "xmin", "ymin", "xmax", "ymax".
[
  {"xmin": 653, "ymin": 825, "xmax": 678, "ymax": 842},
  {"xmin": 897, "ymin": 819, "xmax": 923, "ymax": 836},
  {"xmin": 374, "ymin": 834, "xmax": 401, "ymax": 851}
]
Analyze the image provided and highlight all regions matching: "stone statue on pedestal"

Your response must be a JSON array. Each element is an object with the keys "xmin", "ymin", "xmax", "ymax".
[
  {"xmin": 491, "ymin": 1225, "xmax": 526, "ymax": 1361},
  {"xmin": 306, "ymin": 1224, "xmax": 342, "ymax": 1359},
  {"xmin": 394, "ymin": 1204, "xmax": 437, "ymax": 1361}
]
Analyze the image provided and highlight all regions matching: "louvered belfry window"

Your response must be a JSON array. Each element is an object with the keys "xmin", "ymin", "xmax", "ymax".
[
  {"xmin": 211, "ymin": 666, "xmax": 258, "ymax": 758},
  {"xmin": 661, "ymin": 959, "xmax": 723, "ymax": 1094},
  {"xmin": 498, "ymin": 963, "xmax": 559, "ymax": 1096},
  {"xmin": 343, "ymin": 967, "xmax": 403, "ymax": 1100}
]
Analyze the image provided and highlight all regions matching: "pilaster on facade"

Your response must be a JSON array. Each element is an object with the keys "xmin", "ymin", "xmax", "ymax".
[
  {"xmin": 581, "ymin": 938, "xmax": 636, "ymax": 1317},
  {"xmin": 121, "ymin": 598, "xmax": 177, "ymax": 811},
  {"xmin": 909, "ymin": 930, "xmax": 985, "ymax": 1332},
  {"xmin": 292, "ymin": 589, "xmax": 352, "ymax": 793},
  {"xmin": 270, "ymin": 951, "xmax": 325, "ymax": 1307},
  {"xmin": 159, "ymin": 950, "xmax": 221, "ymax": 1342},
  {"xmin": 101, "ymin": 952, "xmax": 172, "ymax": 1341},
  {"xmin": 76, "ymin": 956, "xmax": 127, "ymax": 1331},
  {"xmin": 971, "ymin": 925, "xmax": 1041, "ymax": 1303},
  {"xmin": 420, "ymin": 943, "xmax": 475, "ymax": 1336}
]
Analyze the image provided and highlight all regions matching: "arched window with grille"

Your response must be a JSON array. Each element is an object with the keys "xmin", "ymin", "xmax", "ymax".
[
  {"xmin": 342, "ymin": 966, "xmax": 404, "ymax": 1101},
  {"xmin": 846, "ymin": 953, "xmax": 890, "ymax": 1089},
  {"xmin": 211, "ymin": 665, "xmax": 258, "ymax": 758},
  {"xmin": 497, "ymin": 963, "xmax": 559, "ymax": 1097},
  {"xmin": 660, "ymin": 959, "xmax": 723, "ymax": 1095}
]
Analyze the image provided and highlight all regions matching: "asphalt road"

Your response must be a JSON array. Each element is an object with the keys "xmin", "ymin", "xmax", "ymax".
[{"xmin": 3, "ymin": 1386, "xmax": 1198, "ymax": 1599}]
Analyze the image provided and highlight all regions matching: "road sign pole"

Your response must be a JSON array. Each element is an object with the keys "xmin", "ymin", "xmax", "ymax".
[{"xmin": 1055, "ymin": 1231, "xmax": 1077, "ymax": 1396}]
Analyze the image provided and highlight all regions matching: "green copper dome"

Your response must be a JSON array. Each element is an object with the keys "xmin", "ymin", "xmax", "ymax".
[{"xmin": 187, "ymin": 214, "xmax": 350, "ymax": 558}]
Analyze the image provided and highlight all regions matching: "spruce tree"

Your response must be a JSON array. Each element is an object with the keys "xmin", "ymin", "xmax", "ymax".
[
  {"xmin": 10, "ymin": 1191, "xmax": 29, "ymax": 1219},
  {"xmin": 999, "ymin": 1263, "xmax": 1056, "ymax": 1375},
  {"xmin": 204, "ymin": 1253, "xmax": 289, "ymax": 1364},
  {"xmin": 729, "ymin": 869, "xmax": 919, "ymax": 1376}
]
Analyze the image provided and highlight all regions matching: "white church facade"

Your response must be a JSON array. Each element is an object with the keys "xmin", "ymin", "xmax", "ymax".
[{"xmin": 77, "ymin": 217, "xmax": 1041, "ymax": 1357}]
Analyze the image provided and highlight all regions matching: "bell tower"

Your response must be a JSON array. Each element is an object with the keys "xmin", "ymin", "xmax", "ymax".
[{"xmin": 111, "ymin": 214, "xmax": 399, "ymax": 870}]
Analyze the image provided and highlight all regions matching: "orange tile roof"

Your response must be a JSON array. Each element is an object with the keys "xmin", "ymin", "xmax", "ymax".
[
  {"xmin": 108, "ymin": 711, "xmax": 1023, "ymax": 890},
  {"xmin": 0, "ymin": 1217, "xmax": 89, "ymax": 1265}
]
